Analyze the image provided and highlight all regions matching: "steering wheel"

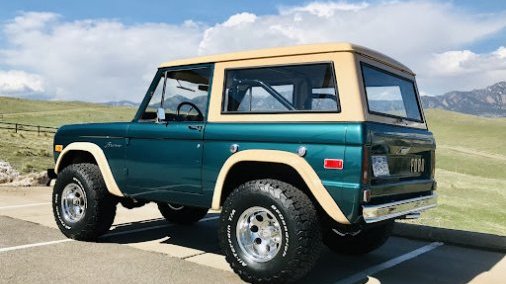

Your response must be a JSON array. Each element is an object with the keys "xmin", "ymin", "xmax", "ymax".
[{"xmin": 176, "ymin": 102, "xmax": 203, "ymax": 121}]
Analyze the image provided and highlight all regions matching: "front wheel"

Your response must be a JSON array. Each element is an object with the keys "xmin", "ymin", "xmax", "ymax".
[
  {"xmin": 219, "ymin": 179, "xmax": 322, "ymax": 283},
  {"xmin": 52, "ymin": 163, "xmax": 117, "ymax": 241},
  {"xmin": 323, "ymin": 220, "xmax": 394, "ymax": 255}
]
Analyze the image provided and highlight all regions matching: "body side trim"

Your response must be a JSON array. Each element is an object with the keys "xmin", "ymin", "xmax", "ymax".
[
  {"xmin": 54, "ymin": 142, "xmax": 124, "ymax": 197},
  {"xmin": 211, "ymin": 149, "xmax": 351, "ymax": 224}
]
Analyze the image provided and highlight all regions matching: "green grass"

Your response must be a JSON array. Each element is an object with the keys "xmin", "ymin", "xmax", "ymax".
[
  {"xmin": 404, "ymin": 169, "xmax": 506, "ymax": 236},
  {"xmin": 426, "ymin": 109, "xmax": 506, "ymax": 154},
  {"xmin": 0, "ymin": 130, "xmax": 54, "ymax": 174},
  {"xmin": 0, "ymin": 97, "xmax": 136, "ymax": 127},
  {"xmin": 435, "ymin": 149, "xmax": 505, "ymax": 180},
  {"xmin": 402, "ymin": 109, "xmax": 506, "ymax": 236},
  {"xmin": 0, "ymin": 96, "xmax": 136, "ymax": 173},
  {"xmin": 0, "ymin": 97, "xmax": 505, "ymax": 235}
]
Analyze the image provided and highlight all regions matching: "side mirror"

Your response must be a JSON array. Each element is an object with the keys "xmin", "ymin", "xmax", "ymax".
[{"xmin": 156, "ymin": 107, "xmax": 166, "ymax": 122}]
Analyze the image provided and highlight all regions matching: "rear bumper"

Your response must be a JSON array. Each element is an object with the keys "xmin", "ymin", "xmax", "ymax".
[{"xmin": 362, "ymin": 193, "xmax": 437, "ymax": 223}]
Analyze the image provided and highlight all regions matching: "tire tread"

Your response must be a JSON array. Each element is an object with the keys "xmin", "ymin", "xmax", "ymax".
[
  {"xmin": 52, "ymin": 163, "xmax": 116, "ymax": 241},
  {"xmin": 220, "ymin": 179, "xmax": 321, "ymax": 283}
]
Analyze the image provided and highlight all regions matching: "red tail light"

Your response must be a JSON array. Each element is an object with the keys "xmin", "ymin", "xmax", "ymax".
[{"xmin": 324, "ymin": 159, "xmax": 343, "ymax": 170}]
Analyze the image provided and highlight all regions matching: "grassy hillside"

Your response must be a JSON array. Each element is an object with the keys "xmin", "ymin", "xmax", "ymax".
[
  {"xmin": 0, "ymin": 97, "xmax": 136, "ymax": 173},
  {"xmin": 406, "ymin": 109, "xmax": 506, "ymax": 235},
  {"xmin": 0, "ymin": 97, "xmax": 504, "ymax": 235},
  {"xmin": 0, "ymin": 97, "xmax": 136, "ymax": 127},
  {"xmin": 426, "ymin": 109, "xmax": 506, "ymax": 180},
  {"xmin": 0, "ymin": 131, "xmax": 54, "ymax": 173}
]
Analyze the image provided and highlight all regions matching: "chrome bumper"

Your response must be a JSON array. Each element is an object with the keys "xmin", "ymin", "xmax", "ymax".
[{"xmin": 362, "ymin": 193, "xmax": 437, "ymax": 223}]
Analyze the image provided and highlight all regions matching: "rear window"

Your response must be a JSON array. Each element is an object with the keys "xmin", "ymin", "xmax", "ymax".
[
  {"xmin": 222, "ymin": 63, "xmax": 339, "ymax": 113},
  {"xmin": 361, "ymin": 63, "xmax": 422, "ymax": 122}
]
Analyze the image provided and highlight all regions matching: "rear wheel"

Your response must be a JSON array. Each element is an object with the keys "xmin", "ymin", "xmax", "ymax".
[
  {"xmin": 157, "ymin": 203, "xmax": 208, "ymax": 225},
  {"xmin": 323, "ymin": 220, "xmax": 394, "ymax": 255},
  {"xmin": 219, "ymin": 179, "xmax": 322, "ymax": 283},
  {"xmin": 52, "ymin": 163, "xmax": 117, "ymax": 241}
]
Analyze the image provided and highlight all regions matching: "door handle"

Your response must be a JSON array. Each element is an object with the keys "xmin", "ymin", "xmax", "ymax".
[{"xmin": 188, "ymin": 125, "xmax": 203, "ymax": 131}]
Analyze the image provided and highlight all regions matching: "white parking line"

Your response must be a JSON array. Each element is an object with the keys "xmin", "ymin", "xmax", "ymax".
[
  {"xmin": 0, "ymin": 216, "xmax": 220, "ymax": 254},
  {"xmin": 103, "ymin": 216, "xmax": 219, "ymax": 238},
  {"xmin": 0, "ymin": 239, "xmax": 72, "ymax": 253},
  {"xmin": 0, "ymin": 216, "xmax": 219, "ymax": 253},
  {"xmin": 336, "ymin": 242, "xmax": 444, "ymax": 284},
  {"xmin": 0, "ymin": 202, "xmax": 50, "ymax": 210}
]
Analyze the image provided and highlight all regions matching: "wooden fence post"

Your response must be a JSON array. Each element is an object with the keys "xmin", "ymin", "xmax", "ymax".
[{"xmin": 15, "ymin": 123, "xmax": 18, "ymax": 133}]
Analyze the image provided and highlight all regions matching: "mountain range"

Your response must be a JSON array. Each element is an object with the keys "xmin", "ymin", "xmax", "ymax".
[
  {"xmin": 104, "ymin": 100, "xmax": 139, "ymax": 107},
  {"xmin": 421, "ymin": 81, "xmax": 506, "ymax": 117}
]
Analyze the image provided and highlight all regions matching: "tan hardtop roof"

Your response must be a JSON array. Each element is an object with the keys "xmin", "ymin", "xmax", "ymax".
[{"xmin": 159, "ymin": 42, "xmax": 414, "ymax": 74}]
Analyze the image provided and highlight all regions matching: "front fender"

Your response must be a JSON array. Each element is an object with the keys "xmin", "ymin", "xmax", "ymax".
[{"xmin": 55, "ymin": 142, "xmax": 124, "ymax": 197}]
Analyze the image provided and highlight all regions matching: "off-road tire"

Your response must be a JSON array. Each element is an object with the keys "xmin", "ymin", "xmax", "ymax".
[
  {"xmin": 157, "ymin": 203, "xmax": 208, "ymax": 225},
  {"xmin": 323, "ymin": 220, "xmax": 394, "ymax": 255},
  {"xmin": 52, "ymin": 163, "xmax": 117, "ymax": 241},
  {"xmin": 219, "ymin": 179, "xmax": 322, "ymax": 283}
]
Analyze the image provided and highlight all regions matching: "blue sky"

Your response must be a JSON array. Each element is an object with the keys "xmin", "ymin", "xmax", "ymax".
[
  {"xmin": 0, "ymin": 1, "xmax": 283, "ymax": 25},
  {"xmin": 1, "ymin": 1, "xmax": 505, "ymax": 23},
  {"xmin": 0, "ymin": 0, "xmax": 505, "ymax": 102}
]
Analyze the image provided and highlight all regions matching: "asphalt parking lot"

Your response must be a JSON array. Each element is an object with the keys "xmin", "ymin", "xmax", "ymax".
[{"xmin": 1, "ymin": 186, "xmax": 504, "ymax": 283}]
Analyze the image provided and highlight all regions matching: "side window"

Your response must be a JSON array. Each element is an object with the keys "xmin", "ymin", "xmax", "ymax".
[
  {"xmin": 222, "ymin": 63, "xmax": 339, "ymax": 113},
  {"xmin": 236, "ymin": 85, "xmax": 294, "ymax": 112},
  {"xmin": 141, "ymin": 67, "xmax": 211, "ymax": 122}
]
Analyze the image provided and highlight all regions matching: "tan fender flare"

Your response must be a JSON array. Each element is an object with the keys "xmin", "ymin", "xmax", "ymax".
[
  {"xmin": 211, "ymin": 149, "xmax": 350, "ymax": 224},
  {"xmin": 55, "ymin": 142, "xmax": 124, "ymax": 197}
]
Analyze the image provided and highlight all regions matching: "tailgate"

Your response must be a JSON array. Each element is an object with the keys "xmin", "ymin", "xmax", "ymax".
[{"xmin": 364, "ymin": 122, "xmax": 436, "ymax": 202}]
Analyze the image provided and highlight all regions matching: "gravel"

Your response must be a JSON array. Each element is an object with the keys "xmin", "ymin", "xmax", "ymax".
[{"xmin": 0, "ymin": 160, "xmax": 48, "ymax": 186}]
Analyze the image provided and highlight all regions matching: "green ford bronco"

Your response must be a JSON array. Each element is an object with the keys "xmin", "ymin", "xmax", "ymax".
[{"xmin": 50, "ymin": 43, "xmax": 437, "ymax": 283}]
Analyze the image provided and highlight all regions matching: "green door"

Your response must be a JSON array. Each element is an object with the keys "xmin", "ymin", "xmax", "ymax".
[{"xmin": 125, "ymin": 65, "xmax": 212, "ymax": 199}]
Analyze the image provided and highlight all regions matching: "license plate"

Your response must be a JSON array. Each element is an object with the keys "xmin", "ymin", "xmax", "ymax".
[{"xmin": 372, "ymin": 155, "xmax": 390, "ymax": 177}]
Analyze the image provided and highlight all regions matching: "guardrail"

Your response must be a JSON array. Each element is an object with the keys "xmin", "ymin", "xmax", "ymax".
[{"xmin": 0, "ymin": 122, "xmax": 58, "ymax": 134}]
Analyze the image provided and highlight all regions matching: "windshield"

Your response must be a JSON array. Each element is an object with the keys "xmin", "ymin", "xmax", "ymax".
[
  {"xmin": 361, "ymin": 63, "xmax": 423, "ymax": 122},
  {"xmin": 140, "ymin": 67, "xmax": 210, "ymax": 122}
]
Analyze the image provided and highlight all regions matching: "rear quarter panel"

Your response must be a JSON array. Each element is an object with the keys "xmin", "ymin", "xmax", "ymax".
[{"xmin": 202, "ymin": 122, "xmax": 365, "ymax": 222}]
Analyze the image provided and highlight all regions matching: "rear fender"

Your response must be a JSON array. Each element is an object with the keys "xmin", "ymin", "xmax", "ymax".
[{"xmin": 211, "ymin": 149, "xmax": 350, "ymax": 224}]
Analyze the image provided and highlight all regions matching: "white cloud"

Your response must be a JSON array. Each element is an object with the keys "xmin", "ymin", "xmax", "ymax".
[
  {"xmin": 198, "ymin": 1, "xmax": 506, "ymax": 95},
  {"xmin": 1, "ymin": 2, "xmax": 506, "ymax": 101},
  {"xmin": 199, "ymin": 1, "xmax": 506, "ymax": 59},
  {"xmin": 281, "ymin": 1, "xmax": 369, "ymax": 17},
  {"xmin": 1, "ymin": 12, "xmax": 204, "ymax": 102},
  {"xmin": 425, "ymin": 47, "xmax": 506, "ymax": 92},
  {"xmin": 5, "ymin": 12, "xmax": 59, "ymax": 34},
  {"xmin": 429, "ymin": 50, "xmax": 479, "ymax": 75},
  {"xmin": 0, "ymin": 70, "xmax": 45, "ymax": 94},
  {"xmin": 430, "ymin": 46, "xmax": 506, "ymax": 76},
  {"xmin": 222, "ymin": 12, "xmax": 257, "ymax": 27},
  {"xmin": 494, "ymin": 46, "xmax": 506, "ymax": 59}
]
